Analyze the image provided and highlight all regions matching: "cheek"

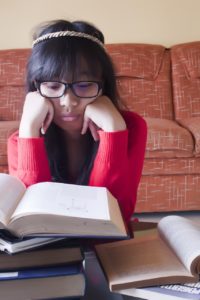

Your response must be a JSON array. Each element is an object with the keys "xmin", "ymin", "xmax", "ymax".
[
  {"xmin": 50, "ymin": 99, "xmax": 59, "ymax": 110},
  {"xmin": 80, "ymin": 97, "xmax": 96, "ymax": 108},
  {"xmin": 50, "ymin": 101, "xmax": 62, "ymax": 121}
]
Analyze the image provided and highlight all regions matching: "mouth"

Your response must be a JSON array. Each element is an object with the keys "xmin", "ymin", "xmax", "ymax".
[{"xmin": 60, "ymin": 113, "xmax": 80, "ymax": 122}]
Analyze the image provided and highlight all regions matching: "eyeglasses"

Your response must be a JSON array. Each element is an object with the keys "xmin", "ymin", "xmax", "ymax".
[{"xmin": 35, "ymin": 81, "xmax": 103, "ymax": 99}]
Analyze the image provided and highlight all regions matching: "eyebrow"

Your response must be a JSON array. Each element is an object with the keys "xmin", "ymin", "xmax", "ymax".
[
  {"xmin": 78, "ymin": 71, "xmax": 91, "ymax": 76},
  {"xmin": 73, "ymin": 70, "xmax": 101, "ymax": 79}
]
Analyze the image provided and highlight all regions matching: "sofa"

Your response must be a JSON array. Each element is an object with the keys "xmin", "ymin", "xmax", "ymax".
[{"xmin": 0, "ymin": 42, "xmax": 200, "ymax": 213}]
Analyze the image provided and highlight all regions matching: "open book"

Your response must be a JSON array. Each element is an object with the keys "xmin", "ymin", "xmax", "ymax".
[
  {"xmin": 95, "ymin": 215, "xmax": 200, "ymax": 291},
  {"xmin": 0, "ymin": 173, "xmax": 127, "ymax": 238}
]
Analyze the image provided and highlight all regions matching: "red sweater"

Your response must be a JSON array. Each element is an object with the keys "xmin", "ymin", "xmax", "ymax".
[{"xmin": 7, "ymin": 111, "xmax": 147, "ymax": 224}]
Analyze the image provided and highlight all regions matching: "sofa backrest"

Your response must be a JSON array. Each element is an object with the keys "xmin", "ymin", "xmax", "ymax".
[
  {"xmin": 106, "ymin": 43, "xmax": 174, "ymax": 119},
  {"xmin": 0, "ymin": 49, "xmax": 30, "ymax": 121},
  {"xmin": 0, "ymin": 44, "xmax": 177, "ymax": 122},
  {"xmin": 171, "ymin": 41, "xmax": 200, "ymax": 120}
]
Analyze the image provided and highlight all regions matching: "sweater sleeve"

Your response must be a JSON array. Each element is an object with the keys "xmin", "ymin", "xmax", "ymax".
[
  {"xmin": 89, "ymin": 111, "xmax": 147, "ymax": 224},
  {"xmin": 7, "ymin": 131, "xmax": 51, "ymax": 187}
]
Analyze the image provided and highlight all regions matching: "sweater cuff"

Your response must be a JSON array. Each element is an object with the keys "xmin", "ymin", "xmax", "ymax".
[
  {"xmin": 96, "ymin": 130, "xmax": 128, "ymax": 164},
  {"xmin": 18, "ymin": 137, "xmax": 49, "ymax": 171}
]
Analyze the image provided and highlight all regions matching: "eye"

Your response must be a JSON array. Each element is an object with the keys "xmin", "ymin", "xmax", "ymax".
[
  {"xmin": 44, "ymin": 82, "xmax": 63, "ymax": 91},
  {"xmin": 75, "ymin": 82, "xmax": 94, "ymax": 89}
]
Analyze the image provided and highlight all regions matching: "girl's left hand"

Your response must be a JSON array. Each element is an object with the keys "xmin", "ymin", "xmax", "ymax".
[{"xmin": 81, "ymin": 96, "xmax": 126, "ymax": 141}]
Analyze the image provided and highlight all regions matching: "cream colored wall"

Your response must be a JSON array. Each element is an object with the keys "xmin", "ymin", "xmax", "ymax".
[{"xmin": 0, "ymin": 0, "xmax": 200, "ymax": 49}]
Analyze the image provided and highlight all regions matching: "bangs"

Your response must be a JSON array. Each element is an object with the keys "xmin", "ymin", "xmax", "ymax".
[{"xmin": 31, "ymin": 37, "xmax": 103, "ymax": 83}]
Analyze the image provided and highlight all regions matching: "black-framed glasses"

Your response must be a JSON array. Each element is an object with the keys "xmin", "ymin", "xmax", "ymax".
[{"xmin": 35, "ymin": 81, "xmax": 103, "ymax": 99}]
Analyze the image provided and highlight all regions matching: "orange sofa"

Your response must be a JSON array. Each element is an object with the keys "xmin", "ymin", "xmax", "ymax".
[{"xmin": 0, "ymin": 42, "xmax": 200, "ymax": 213}]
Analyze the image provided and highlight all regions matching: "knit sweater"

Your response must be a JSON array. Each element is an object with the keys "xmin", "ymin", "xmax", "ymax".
[{"xmin": 7, "ymin": 111, "xmax": 147, "ymax": 224}]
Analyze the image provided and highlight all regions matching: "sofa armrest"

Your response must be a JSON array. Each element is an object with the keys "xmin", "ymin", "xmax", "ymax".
[{"xmin": 178, "ymin": 117, "xmax": 200, "ymax": 156}]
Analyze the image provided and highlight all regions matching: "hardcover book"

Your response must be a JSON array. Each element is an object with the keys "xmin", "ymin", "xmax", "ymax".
[
  {"xmin": 0, "ymin": 246, "xmax": 84, "ymax": 271},
  {"xmin": 0, "ymin": 263, "xmax": 85, "ymax": 299},
  {"xmin": 0, "ymin": 173, "xmax": 127, "ymax": 238},
  {"xmin": 96, "ymin": 215, "xmax": 200, "ymax": 291}
]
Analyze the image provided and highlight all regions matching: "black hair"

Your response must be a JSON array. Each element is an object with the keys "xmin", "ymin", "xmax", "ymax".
[{"xmin": 26, "ymin": 19, "xmax": 119, "ymax": 184}]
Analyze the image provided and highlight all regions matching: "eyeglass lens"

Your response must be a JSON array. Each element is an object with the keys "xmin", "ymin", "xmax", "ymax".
[{"xmin": 39, "ymin": 81, "xmax": 100, "ymax": 98}]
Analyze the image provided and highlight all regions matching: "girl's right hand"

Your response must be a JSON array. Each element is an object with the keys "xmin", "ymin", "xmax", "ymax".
[{"xmin": 19, "ymin": 91, "xmax": 54, "ymax": 138}]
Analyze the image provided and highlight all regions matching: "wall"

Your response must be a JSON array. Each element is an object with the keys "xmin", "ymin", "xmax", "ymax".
[{"xmin": 0, "ymin": 0, "xmax": 200, "ymax": 49}]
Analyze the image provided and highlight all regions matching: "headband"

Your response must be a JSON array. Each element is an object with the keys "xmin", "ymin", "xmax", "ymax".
[{"xmin": 32, "ymin": 30, "xmax": 104, "ymax": 48}]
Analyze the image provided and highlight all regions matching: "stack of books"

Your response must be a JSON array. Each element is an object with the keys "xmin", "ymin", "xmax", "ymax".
[
  {"xmin": 0, "ymin": 173, "xmax": 129, "ymax": 299},
  {"xmin": 0, "ymin": 244, "xmax": 86, "ymax": 299}
]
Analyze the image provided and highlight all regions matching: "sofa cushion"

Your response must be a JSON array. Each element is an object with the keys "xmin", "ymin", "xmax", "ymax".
[
  {"xmin": 0, "ymin": 86, "xmax": 25, "ymax": 121},
  {"xmin": 0, "ymin": 121, "xmax": 19, "ymax": 164},
  {"xmin": 0, "ymin": 49, "xmax": 30, "ymax": 86},
  {"xmin": 178, "ymin": 117, "xmax": 200, "ymax": 156},
  {"xmin": 173, "ymin": 42, "xmax": 200, "ymax": 79},
  {"xmin": 106, "ymin": 43, "xmax": 165, "ymax": 79},
  {"xmin": 171, "ymin": 42, "xmax": 200, "ymax": 120},
  {"xmin": 145, "ymin": 118, "xmax": 194, "ymax": 158},
  {"xmin": 0, "ymin": 49, "xmax": 30, "ymax": 121},
  {"xmin": 106, "ymin": 44, "xmax": 173, "ymax": 120}
]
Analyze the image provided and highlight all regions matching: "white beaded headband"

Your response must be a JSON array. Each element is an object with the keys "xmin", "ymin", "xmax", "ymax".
[{"xmin": 32, "ymin": 30, "xmax": 104, "ymax": 48}]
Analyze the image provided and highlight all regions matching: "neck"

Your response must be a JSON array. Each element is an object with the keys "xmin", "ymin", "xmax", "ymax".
[
  {"xmin": 61, "ymin": 130, "xmax": 91, "ymax": 183},
  {"xmin": 61, "ymin": 128, "xmax": 83, "ymax": 142}
]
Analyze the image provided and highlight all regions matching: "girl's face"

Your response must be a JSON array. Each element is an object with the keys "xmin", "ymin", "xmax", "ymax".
[
  {"xmin": 51, "ymin": 83, "xmax": 101, "ymax": 134},
  {"xmin": 49, "ymin": 63, "xmax": 102, "ymax": 134}
]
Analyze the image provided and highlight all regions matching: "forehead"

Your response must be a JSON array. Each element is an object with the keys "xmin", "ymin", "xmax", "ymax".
[
  {"xmin": 35, "ymin": 44, "xmax": 103, "ymax": 82},
  {"xmin": 64, "ymin": 55, "xmax": 102, "ymax": 81}
]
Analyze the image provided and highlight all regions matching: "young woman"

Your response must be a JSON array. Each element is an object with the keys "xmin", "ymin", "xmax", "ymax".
[{"xmin": 7, "ymin": 19, "xmax": 147, "ymax": 225}]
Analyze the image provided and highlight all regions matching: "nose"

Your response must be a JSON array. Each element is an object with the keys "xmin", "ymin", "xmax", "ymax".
[{"xmin": 59, "ymin": 90, "xmax": 78, "ymax": 109}]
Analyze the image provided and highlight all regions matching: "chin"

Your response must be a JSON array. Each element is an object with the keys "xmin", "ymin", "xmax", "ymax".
[{"xmin": 55, "ymin": 120, "xmax": 82, "ymax": 133}]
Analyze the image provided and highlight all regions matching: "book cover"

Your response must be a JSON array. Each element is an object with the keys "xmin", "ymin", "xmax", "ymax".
[
  {"xmin": 0, "ymin": 263, "xmax": 84, "ymax": 280},
  {"xmin": 0, "ymin": 246, "xmax": 84, "ymax": 271},
  {"xmin": 118, "ymin": 282, "xmax": 200, "ymax": 300}
]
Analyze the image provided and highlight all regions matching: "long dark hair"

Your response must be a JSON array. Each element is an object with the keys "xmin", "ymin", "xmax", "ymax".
[{"xmin": 26, "ymin": 19, "xmax": 119, "ymax": 184}]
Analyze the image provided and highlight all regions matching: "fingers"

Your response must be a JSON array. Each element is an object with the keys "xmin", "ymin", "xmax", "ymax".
[
  {"xmin": 81, "ymin": 117, "xmax": 90, "ymax": 135},
  {"xmin": 81, "ymin": 117, "xmax": 99, "ymax": 141},
  {"xmin": 88, "ymin": 121, "xmax": 100, "ymax": 141},
  {"xmin": 41, "ymin": 102, "xmax": 54, "ymax": 134}
]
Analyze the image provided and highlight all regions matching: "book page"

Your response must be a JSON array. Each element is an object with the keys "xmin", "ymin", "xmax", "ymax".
[
  {"xmin": 0, "ymin": 174, "xmax": 25, "ymax": 226},
  {"xmin": 158, "ymin": 215, "xmax": 200, "ymax": 275},
  {"xmin": 106, "ymin": 190, "xmax": 127, "ymax": 235},
  {"xmin": 10, "ymin": 182, "xmax": 111, "ymax": 221}
]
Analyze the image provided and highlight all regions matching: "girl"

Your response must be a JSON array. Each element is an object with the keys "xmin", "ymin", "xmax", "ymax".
[{"xmin": 7, "ymin": 19, "xmax": 147, "ymax": 225}]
